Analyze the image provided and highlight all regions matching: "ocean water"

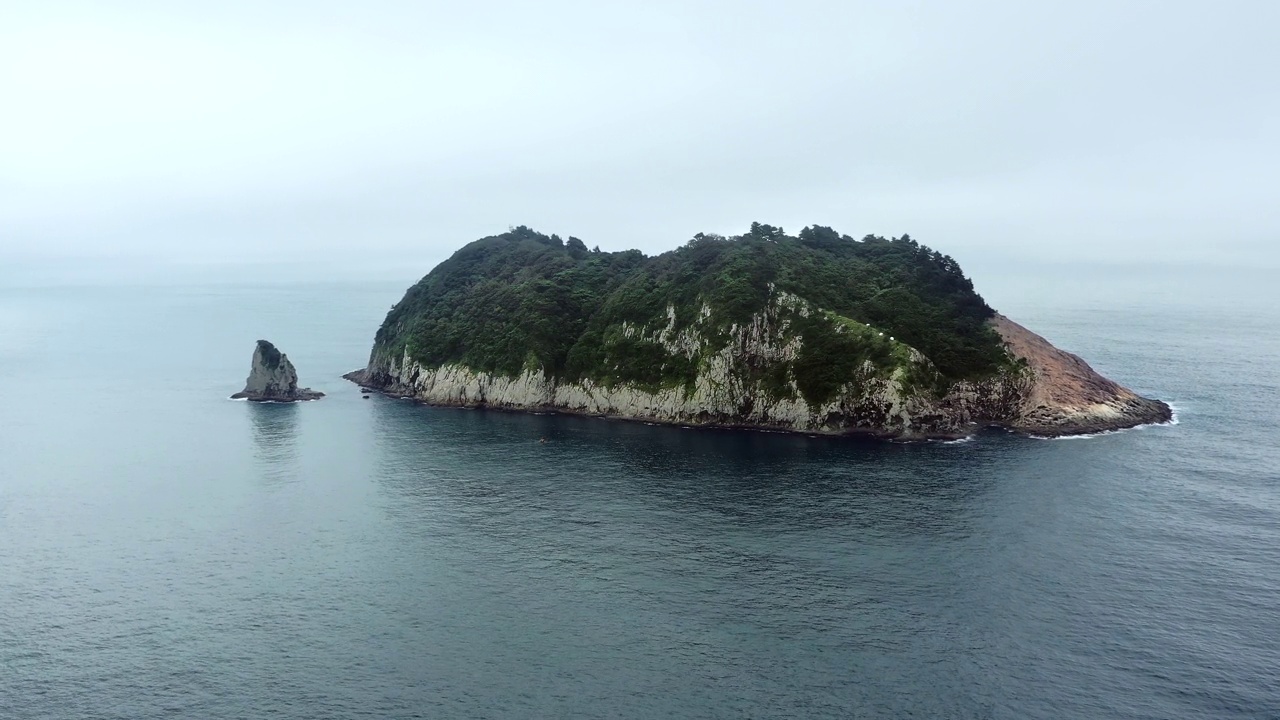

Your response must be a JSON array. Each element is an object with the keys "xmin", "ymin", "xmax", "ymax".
[{"xmin": 1, "ymin": 269, "xmax": 1277, "ymax": 719}]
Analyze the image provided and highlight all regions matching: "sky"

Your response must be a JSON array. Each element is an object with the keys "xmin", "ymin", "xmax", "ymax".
[{"xmin": 2, "ymin": 0, "xmax": 1278, "ymax": 281}]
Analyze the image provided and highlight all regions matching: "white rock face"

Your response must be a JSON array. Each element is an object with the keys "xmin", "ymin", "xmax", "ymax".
[{"xmin": 353, "ymin": 290, "xmax": 1037, "ymax": 438}]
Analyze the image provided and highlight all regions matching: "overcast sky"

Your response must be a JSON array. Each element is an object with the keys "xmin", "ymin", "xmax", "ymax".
[{"xmin": 2, "ymin": 0, "xmax": 1277, "ymax": 278}]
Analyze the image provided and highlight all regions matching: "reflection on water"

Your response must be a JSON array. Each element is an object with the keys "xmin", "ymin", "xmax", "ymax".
[
  {"xmin": 350, "ymin": 400, "xmax": 1090, "ymax": 718},
  {"xmin": 365, "ymin": 399, "xmax": 1014, "ymax": 541},
  {"xmin": 247, "ymin": 401, "xmax": 299, "ymax": 483}
]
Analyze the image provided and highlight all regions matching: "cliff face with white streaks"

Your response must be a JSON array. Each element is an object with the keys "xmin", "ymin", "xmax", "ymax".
[{"xmin": 347, "ymin": 226, "xmax": 1169, "ymax": 438}]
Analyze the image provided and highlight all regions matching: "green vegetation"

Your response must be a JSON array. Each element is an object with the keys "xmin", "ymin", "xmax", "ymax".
[
  {"xmin": 374, "ymin": 224, "xmax": 1012, "ymax": 404},
  {"xmin": 256, "ymin": 340, "xmax": 283, "ymax": 371}
]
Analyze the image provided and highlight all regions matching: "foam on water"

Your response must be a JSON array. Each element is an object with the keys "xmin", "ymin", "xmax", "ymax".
[{"xmin": 1030, "ymin": 399, "xmax": 1183, "ymax": 440}]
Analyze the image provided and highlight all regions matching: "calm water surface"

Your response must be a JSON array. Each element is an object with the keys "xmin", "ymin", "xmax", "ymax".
[{"xmin": 1, "ymin": 273, "xmax": 1277, "ymax": 718}]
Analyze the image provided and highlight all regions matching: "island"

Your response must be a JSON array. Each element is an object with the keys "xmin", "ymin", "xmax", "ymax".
[
  {"xmin": 232, "ymin": 339, "xmax": 324, "ymax": 401},
  {"xmin": 345, "ymin": 225, "xmax": 1170, "ymax": 439}
]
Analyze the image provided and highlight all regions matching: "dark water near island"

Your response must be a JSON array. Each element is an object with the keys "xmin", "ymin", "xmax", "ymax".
[{"xmin": 1, "ymin": 269, "xmax": 1278, "ymax": 719}]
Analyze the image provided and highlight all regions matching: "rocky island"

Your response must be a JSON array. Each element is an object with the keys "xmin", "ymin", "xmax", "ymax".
[
  {"xmin": 345, "ymin": 225, "xmax": 1170, "ymax": 439},
  {"xmin": 232, "ymin": 340, "xmax": 324, "ymax": 401}
]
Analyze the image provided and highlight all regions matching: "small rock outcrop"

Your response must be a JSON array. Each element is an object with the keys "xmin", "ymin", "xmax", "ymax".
[{"xmin": 231, "ymin": 340, "xmax": 324, "ymax": 401}]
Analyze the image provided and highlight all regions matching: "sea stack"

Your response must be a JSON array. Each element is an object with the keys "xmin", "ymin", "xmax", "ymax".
[{"xmin": 231, "ymin": 340, "xmax": 324, "ymax": 401}]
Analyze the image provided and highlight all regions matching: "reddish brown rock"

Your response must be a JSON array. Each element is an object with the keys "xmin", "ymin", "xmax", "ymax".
[{"xmin": 991, "ymin": 315, "xmax": 1171, "ymax": 436}]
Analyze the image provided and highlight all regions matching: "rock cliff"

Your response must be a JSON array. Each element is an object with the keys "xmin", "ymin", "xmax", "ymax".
[
  {"xmin": 347, "ymin": 289, "xmax": 1168, "ymax": 439},
  {"xmin": 346, "ymin": 226, "xmax": 1170, "ymax": 439},
  {"xmin": 231, "ymin": 340, "xmax": 324, "ymax": 401},
  {"xmin": 988, "ymin": 314, "xmax": 1171, "ymax": 436}
]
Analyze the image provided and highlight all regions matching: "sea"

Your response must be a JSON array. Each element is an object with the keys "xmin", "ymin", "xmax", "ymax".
[{"xmin": 1, "ymin": 262, "xmax": 1277, "ymax": 719}]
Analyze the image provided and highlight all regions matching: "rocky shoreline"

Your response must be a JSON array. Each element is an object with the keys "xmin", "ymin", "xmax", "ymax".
[
  {"xmin": 986, "ymin": 314, "xmax": 1172, "ymax": 436},
  {"xmin": 1011, "ymin": 395, "xmax": 1173, "ymax": 437},
  {"xmin": 343, "ymin": 368, "xmax": 1170, "ymax": 440},
  {"xmin": 342, "ymin": 369, "xmax": 958, "ymax": 440},
  {"xmin": 343, "ymin": 312, "xmax": 1172, "ymax": 440}
]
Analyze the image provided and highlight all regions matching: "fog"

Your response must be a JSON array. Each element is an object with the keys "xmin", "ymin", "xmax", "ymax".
[{"xmin": 3, "ymin": 1, "xmax": 1278, "ymax": 283}]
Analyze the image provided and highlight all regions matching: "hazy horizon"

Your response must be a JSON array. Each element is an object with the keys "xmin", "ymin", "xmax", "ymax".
[{"xmin": 4, "ymin": 1, "xmax": 1279, "ymax": 278}]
